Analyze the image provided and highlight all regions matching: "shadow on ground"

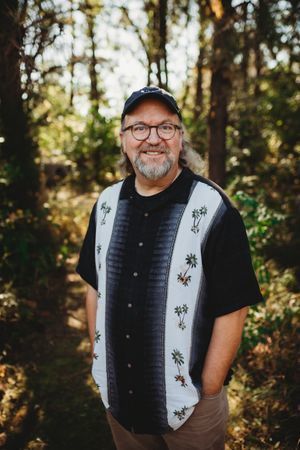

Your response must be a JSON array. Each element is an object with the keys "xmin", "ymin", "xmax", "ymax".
[{"xmin": 3, "ymin": 258, "xmax": 115, "ymax": 450}]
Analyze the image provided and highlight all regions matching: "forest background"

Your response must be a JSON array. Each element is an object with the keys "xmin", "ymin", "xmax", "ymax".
[{"xmin": 0, "ymin": 0, "xmax": 299, "ymax": 449}]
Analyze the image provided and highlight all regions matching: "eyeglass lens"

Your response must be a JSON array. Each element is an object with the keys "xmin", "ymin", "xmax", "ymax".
[{"xmin": 132, "ymin": 124, "xmax": 177, "ymax": 140}]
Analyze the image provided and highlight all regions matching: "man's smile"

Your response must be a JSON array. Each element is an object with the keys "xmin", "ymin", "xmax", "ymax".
[
  {"xmin": 138, "ymin": 147, "xmax": 168, "ymax": 158},
  {"xmin": 142, "ymin": 150, "xmax": 165, "ymax": 156}
]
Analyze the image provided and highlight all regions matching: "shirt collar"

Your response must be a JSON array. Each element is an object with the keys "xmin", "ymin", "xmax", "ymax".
[{"xmin": 119, "ymin": 168, "xmax": 195, "ymax": 212}]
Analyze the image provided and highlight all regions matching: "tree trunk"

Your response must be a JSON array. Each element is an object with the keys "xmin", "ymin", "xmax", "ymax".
[
  {"xmin": 145, "ymin": 0, "xmax": 168, "ymax": 89},
  {"xmin": 0, "ymin": 0, "xmax": 39, "ymax": 211},
  {"xmin": 69, "ymin": 0, "xmax": 76, "ymax": 107},
  {"xmin": 158, "ymin": 0, "xmax": 168, "ymax": 89},
  {"xmin": 253, "ymin": 0, "xmax": 265, "ymax": 97},
  {"xmin": 86, "ymin": 10, "xmax": 99, "ymax": 103},
  {"xmin": 193, "ymin": 0, "xmax": 208, "ymax": 120},
  {"xmin": 241, "ymin": 1, "xmax": 249, "ymax": 92},
  {"xmin": 208, "ymin": 0, "xmax": 233, "ymax": 187}
]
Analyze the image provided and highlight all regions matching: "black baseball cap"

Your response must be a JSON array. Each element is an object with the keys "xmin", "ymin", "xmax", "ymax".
[{"xmin": 121, "ymin": 86, "xmax": 182, "ymax": 121}]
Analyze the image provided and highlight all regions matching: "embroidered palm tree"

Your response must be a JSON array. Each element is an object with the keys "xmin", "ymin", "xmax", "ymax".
[
  {"xmin": 173, "ymin": 406, "xmax": 188, "ymax": 421},
  {"xmin": 97, "ymin": 291, "xmax": 101, "ymax": 299},
  {"xmin": 93, "ymin": 353, "xmax": 99, "ymax": 360},
  {"xmin": 95, "ymin": 330, "xmax": 101, "ymax": 343},
  {"xmin": 97, "ymin": 244, "xmax": 102, "ymax": 254},
  {"xmin": 100, "ymin": 202, "xmax": 111, "ymax": 225},
  {"xmin": 191, "ymin": 206, "xmax": 208, "ymax": 234},
  {"xmin": 174, "ymin": 304, "xmax": 189, "ymax": 330},
  {"xmin": 172, "ymin": 349, "xmax": 187, "ymax": 387},
  {"xmin": 177, "ymin": 253, "xmax": 198, "ymax": 286}
]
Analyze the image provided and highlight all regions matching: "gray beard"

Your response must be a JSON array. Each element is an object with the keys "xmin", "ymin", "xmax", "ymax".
[{"xmin": 133, "ymin": 152, "xmax": 174, "ymax": 180}]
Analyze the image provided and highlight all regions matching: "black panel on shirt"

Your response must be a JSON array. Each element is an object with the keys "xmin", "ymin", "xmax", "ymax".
[
  {"xmin": 202, "ymin": 205, "xmax": 263, "ymax": 317},
  {"xmin": 76, "ymin": 202, "xmax": 97, "ymax": 290}
]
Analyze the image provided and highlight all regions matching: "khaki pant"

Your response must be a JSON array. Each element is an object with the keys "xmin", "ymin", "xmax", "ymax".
[{"xmin": 106, "ymin": 387, "xmax": 229, "ymax": 450}]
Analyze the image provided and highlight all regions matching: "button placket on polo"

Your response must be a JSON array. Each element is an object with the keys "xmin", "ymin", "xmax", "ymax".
[
  {"xmin": 127, "ymin": 208, "xmax": 150, "ymax": 404},
  {"xmin": 119, "ymin": 203, "xmax": 158, "ymax": 416}
]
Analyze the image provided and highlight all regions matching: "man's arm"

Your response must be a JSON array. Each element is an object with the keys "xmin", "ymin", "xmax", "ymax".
[
  {"xmin": 201, "ymin": 306, "xmax": 248, "ymax": 396},
  {"xmin": 85, "ymin": 284, "xmax": 98, "ymax": 357}
]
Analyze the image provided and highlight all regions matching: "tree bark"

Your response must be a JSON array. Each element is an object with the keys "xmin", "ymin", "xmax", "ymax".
[
  {"xmin": 145, "ymin": 0, "xmax": 169, "ymax": 89},
  {"xmin": 85, "ymin": 5, "xmax": 99, "ymax": 103},
  {"xmin": 208, "ymin": 0, "xmax": 233, "ymax": 187},
  {"xmin": 157, "ymin": 0, "xmax": 168, "ymax": 89},
  {"xmin": 69, "ymin": 0, "xmax": 76, "ymax": 107},
  {"xmin": 241, "ymin": 1, "xmax": 249, "ymax": 92},
  {"xmin": 253, "ymin": 4, "xmax": 262, "ymax": 98},
  {"xmin": 194, "ymin": 0, "xmax": 208, "ymax": 120},
  {"xmin": 0, "ymin": 0, "xmax": 39, "ymax": 210}
]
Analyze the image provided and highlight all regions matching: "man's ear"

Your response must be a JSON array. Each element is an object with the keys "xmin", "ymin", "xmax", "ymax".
[
  {"xmin": 180, "ymin": 131, "xmax": 184, "ymax": 151},
  {"xmin": 120, "ymin": 143, "xmax": 126, "ymax": 154}
]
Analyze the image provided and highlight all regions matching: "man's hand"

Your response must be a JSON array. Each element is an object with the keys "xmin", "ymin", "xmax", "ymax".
[
  {"xmin": 201, "ymin": 306, "xmax": 248, "ymax": 396},
  {"xmin": 85, "ymin": 284, "xmax": 98, "ymax": 358}
]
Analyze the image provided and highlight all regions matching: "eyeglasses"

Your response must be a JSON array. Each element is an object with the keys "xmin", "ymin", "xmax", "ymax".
[{"xmin": 122, "ymin": 122, "xmax": 182, "ymax": 141}]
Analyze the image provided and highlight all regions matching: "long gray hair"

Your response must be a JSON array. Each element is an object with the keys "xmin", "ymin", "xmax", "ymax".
[{"xmin": 118, "ymin": 124, "xmax": 204, "ymax": 176}]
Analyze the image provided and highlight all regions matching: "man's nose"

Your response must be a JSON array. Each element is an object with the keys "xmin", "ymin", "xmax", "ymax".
[{"xmin": 146, "ymin": 127, "xmax": 162, "ymax": 144}]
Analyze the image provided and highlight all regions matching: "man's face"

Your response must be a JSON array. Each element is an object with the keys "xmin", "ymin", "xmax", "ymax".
[{"xmin": 120, "ymin": 98, "xmax": 183, "ymax": 181}]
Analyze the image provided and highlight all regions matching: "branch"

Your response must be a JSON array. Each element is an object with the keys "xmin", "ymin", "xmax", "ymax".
[{"xmin": 119, "ymin": 6, "xmax": 150, "ymax": 60}]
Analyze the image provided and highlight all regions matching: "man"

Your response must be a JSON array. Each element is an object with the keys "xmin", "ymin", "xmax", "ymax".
[{"xmin": 77, "ymin": 86, "xmax": 263, "ymax": 450}]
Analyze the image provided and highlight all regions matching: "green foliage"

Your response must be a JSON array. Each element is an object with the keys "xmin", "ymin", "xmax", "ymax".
[
  {"xmin": 227, "ymin": 94, "xmax": 269, "ymax": 179},
  {"xmin": 183, "ymin": 113, "xmax": 208, "ymax": 157},
  {"xmin": 0, "ymin": 205, "xmax": 69, "ymax": 295},
  {"xmin": 71, "ymin": 107, "xmax": 119, "ymax": 190},
  {"xmin": 233, "ymin": 190, "xmax": 285, "ymax": 284},
  {"xmin": 242, "ymin": 289, "xmax": 298, "ymax": 354}
]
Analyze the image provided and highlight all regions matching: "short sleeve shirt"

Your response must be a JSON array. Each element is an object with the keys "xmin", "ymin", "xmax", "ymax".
[{"xmin": 76, "ymin": 168, "xmax": 263, "ymax": 433}]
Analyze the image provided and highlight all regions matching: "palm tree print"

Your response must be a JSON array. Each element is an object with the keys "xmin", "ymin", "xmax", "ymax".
[
  {"xmin": 172, "ymin": 349, "xmax": 187, "ymax": 387},
  {"xmin": 174, "ymin": 304, "xmax": 189, "ymax": 330},
  {"xmin": 93, "ymin": 353, "xmax": 99, "ymax": 360},
  {"xmin": 95, "ymin": 330, "xmax": 101, "ymax": 343},
  {"xmin": 173, "ymin": 406, "xmax": 188, "ymax": 421},
  {"xmin": 97, "ymin": 291, "xmax": 101, "ymax": 299},
  {"xmin": 177, "ymin": 253, "xmax": 198, "ymax": 286},
  {"xmin": 97, "ymin": 244, "xmax": 102, "ymax": 254},
  {"xmin": 100, "ymin": 202, "xmax": 111, "ymax": 225},
  {"xmin": 191, "ymin": 206, "xmax": 208, "ymax": 234}
]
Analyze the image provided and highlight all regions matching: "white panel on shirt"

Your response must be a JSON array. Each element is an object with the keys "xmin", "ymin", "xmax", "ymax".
[
  {"xmin": 92, "ymin": 181, "xmax": 123, "ymax": 409},
  {"xmin": 165, "ymin": 181, "xmax": 222, "ymax": 430}
]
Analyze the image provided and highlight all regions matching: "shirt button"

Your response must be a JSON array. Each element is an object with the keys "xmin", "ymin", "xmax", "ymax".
[
  {"xmin": 133, "ymin": 271, "xmax": 138, "ymax": 277},
  {"xmin": 138, "ymin": 242, "xmax": 143, "ymax": 247},
  {"xmin": 127, "ymin": 363, "xmax": 132, "ymax": 368},
  {"xmin": 125, "ymin": 334, "xmax": 131, "ymax": 339},
  {"xmin": 144, "ymin": 212, "xmax": 149, "ymax": 217},
  {"xmin": 128, "ymin": 389, "xmax": 134, "ymax": 394},
  {"xmin": 127, "ymin": 303, "xmax": 132, "ymax": 308}
]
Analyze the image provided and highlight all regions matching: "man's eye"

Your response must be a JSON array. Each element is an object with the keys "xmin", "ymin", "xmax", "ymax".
[
  {"xmin": 160, "ymin": 124, "xmax": 173, "ymax": 131},
  {"xmin": 133, "ymin": 125, "xmax": 147, "ymax": 132}
]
